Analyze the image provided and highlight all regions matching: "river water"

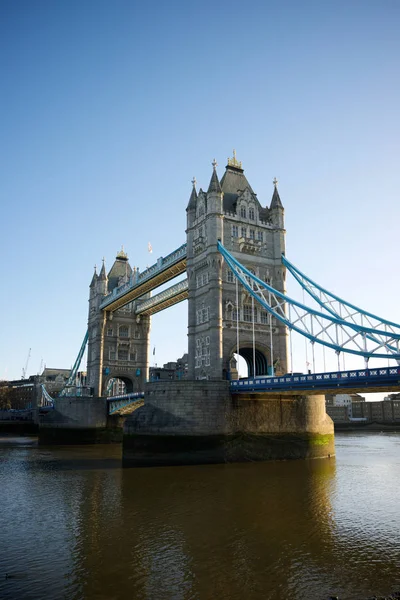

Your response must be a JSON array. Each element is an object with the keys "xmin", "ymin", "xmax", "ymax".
[{"xmin": 0, "ymin": 433, "xmax": 399, "ymax": 600}]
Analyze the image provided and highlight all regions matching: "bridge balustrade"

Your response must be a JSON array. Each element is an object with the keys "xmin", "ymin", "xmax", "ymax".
[{"xmin": 230, "ymin": 367, "xmax": 400, "ymax": 393}]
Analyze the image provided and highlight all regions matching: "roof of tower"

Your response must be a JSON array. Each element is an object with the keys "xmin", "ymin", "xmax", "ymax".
[
  {"xmin": 270, "ymin": 178, "xmax": 283, "ymax": 209},
  {"xmin": 220, "ymin": 151, "xmax": 256, "ymax": 211},
  {"xmin": 90, "ymin": 267, "xmax": 98, "ymax": 287},
  {"xmin": 107, "ymin": 248, "xmax": 133, "ymax": 292},
  {"xmin": 186, "ymin": 177, "xmax": 198, "ymax": 211},
  {"xmin": 98, "ymin": 260, "xmax": 107, "ymax": 281},
  {"xmin": 207, "ymin": 159, "xmax": 222, "ymax": 193}
]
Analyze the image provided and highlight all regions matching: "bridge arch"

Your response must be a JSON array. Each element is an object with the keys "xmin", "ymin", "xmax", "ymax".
[
  {"xmin": 103, "ymin": 374, "xmax": 139, "ymax": 396},
  {"xmin": 227, "ymin": 342, "xmax": 271, "ymax": 379}
]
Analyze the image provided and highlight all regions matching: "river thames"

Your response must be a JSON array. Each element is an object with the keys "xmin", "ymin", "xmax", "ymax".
[{"xmin": 0, "ymin": 432, "xmax": 399, "ymax": 600}]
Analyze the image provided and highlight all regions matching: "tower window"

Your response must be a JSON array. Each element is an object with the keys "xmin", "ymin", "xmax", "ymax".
[
  {"xmin": 257, "ymin": 231, "xmax": 263, "ymax": 242},
  {"xmin": 107, "ymin": 327, "xmax": 113, "ymax": 336},
  {"xmin": 249, "ymin": 207, "xmax": 255, "ymax": 220},
  {"xmin": 249, "ymin": 229, "xmax": 255, "ymax": 240},
  {"xmin": 227, "ymin": 270, "xmax": 234, "ymax": 283},
  {"xmin": 196, "ymin": 306, "xmax": 210, "ymax": 324},
  {"xmin": 241, "ymin": 226, "xmax": 246, "ymax": 238},
  {"xmin": 240, "ymin": 206, "xmax": 246, "ymax": 219},
  {"xmin": 119, "ymin": 326, "xmax": 129, "ymax": 338},
  {"xmin": 196, "ymin": 271, "xmax": 209, "ymax": 288},
  {"xmin": 232, "ymin": 225, "xmax": 238, "ymax": 238},
  {"xmin": 243, "ymin": 304, "xmax": 257, "ymax": 322}
]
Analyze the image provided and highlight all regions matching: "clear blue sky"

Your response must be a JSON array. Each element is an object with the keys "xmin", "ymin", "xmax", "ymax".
[{"xmin": 1, "ymin": 0, "xmax": 399, "ymax": 392}]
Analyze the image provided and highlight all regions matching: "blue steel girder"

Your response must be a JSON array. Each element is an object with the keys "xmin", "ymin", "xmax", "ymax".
[
  {"xmin": 100, "ymin": 244, "xmax": 187, "ymax": 312},
  {"xmin": 41, "ymin": 384, "xmax": 55, "ymax": 407},
  {"xmin": 217, "ymin": 242, "xmax": 400, "ymax": 361},
  {"xmin": 282, "ymin": 254, "xmax": 400, "ymax": 355},
  {"xmin": 59, "ymin": 331, "xmax": 89, "ymax": 396}
]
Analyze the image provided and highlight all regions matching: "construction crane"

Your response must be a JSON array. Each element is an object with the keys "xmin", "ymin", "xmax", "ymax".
[{"xmin": 21, "ymin": 348, "xmax": 31, "ymax": 379}]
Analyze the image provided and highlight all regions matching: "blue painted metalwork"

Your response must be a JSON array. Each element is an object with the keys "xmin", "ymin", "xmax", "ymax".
[
  {"xmin": 282, "ymin": 255, "xmax": 400, "ymax": 329},
  {"xmin": 100, "ymin": 243, "xmax": 187, "ymax": 310},
  {"xmin": 282, "ymin": 254, "xmax": 400, "ymax": 355},
  {"xmin": 41, "ymin": 384, "xmax": 55, "ymax": 408},
  {"xmin": 107, "ymin": 392, "xmax": 144, "ymax": 414},
  {"xmin": 230, "ymin": 367, "xmax": 400, "ymax": 393},
  {"xmin": 217, "ymin": 241, "xmax": 400, "ymax": 360},
  {"xmin": 59, "ymin": 331, "xmax": 89, "ymax": 397}
]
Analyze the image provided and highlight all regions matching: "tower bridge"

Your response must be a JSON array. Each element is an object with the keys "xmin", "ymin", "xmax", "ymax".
[{"xmin": 38, "ymin": 152, "xmax": 400, "ymax": 465}]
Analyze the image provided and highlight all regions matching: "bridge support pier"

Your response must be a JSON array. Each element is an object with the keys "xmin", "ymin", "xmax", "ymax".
[
  {"xmin": 122, "ymin": 382, "xmax": 334, "ymax": 467},
  {"xmin": 38, "ymin": 397, "xmax": 123, "ymax": 444}
]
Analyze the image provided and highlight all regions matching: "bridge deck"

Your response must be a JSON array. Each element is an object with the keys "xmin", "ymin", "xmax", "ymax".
[{"xmin": 230, "ymin": 367, "xmax": 400, "ymax": 396}]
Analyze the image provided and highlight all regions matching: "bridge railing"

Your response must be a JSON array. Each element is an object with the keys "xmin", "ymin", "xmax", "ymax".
[
  {"xmin": 107, "ymin": 392, "xmax": 144, "ymax": 414},
  {"xmin": 100, "ymin": 243, "xmax": 187, "ymax": 309},
  {"xmin": 60, "ymin": 386, "xmax": 94, "ymax": 397},
  {"xmin": 230, "ymin": 367, "xmax": 400, "ymax": 392}
]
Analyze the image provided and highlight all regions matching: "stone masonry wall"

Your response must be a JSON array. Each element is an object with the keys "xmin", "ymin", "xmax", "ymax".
[{"xmin": 124, "ymin": 382, "xmax": 333, "ymax": 437}]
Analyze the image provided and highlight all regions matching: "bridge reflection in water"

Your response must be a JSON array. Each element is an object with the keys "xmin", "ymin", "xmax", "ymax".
[{"xmin": 1, "ymin": 436, "xmax": 399, "ymax": 600}]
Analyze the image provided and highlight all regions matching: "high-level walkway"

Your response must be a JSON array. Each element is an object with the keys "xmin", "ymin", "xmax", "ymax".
[{"xmin": 100, "ymin": 244, "xmax": 187, "ymax": 312}]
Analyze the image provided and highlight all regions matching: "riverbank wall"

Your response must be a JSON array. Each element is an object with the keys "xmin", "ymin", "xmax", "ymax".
[{"xmin": 123, "ymin": 381, "xmax": 334, "ymax": 467}]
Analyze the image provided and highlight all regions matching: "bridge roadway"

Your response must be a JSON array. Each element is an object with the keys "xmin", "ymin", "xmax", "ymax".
[{"xmin": 230, "ymin": 367, "xmax": 400, "ymax": 396}]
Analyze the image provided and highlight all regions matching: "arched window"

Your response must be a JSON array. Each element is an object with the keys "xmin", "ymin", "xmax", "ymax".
[
  {"xmin": 240, "ymin": 206, "xmax": 246, "ymax": 218},
  {"xmin": 249, "ymin": 207, "xmax": 255, "ymax": 220},
  {"xmin": 119, "ymin": 325, "xmax": 129, "ymax": 338}
]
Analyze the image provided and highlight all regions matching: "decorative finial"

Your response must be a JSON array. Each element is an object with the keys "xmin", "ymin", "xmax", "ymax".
[
  {"xmin": 94, "ymin": 264, "xmax": 97, "ymax": 273},
  {"xmin": 227, "ymin": 150, "xmax": 242, "ymax": 169},
  {"xmin": 116, "ymin": 246, "xmax": 128, "ymax": 260},
  {"xmin": 273, "ymin": 177, "xmax": 278, "ymax": 187},
  {"xmin": 192, "ymin": 176, "xmax": 197, "ymax": 188},
  {"xmin": 102, "ymin": 257, "xmax": 105, "ymax": 264},
  {"xmin": 212, "ymin": 158, "xmax": 218, "ymax": 170}
]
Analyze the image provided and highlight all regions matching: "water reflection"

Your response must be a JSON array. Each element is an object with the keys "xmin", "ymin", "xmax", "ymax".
[{"xmin": 0, "ymin": 436, "xmax": 399, "ymax": 600}]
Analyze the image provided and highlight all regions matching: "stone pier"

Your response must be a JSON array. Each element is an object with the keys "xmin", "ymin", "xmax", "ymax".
[
  {"xmin": 123, "ymin": 381, "xmax": 334, "ymax": 467},
  {"xmin": 39, "ymin": 397, "xmax": 123, "ymax": 444}
]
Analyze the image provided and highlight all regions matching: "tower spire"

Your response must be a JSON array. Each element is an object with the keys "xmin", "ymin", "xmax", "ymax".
[
  {"xmin": 207, "ymin": 159, "xmax": 222, "ymax": 193},
  {"xmin": 186, "ymin": 176, "xmax": 198, "ymax": 211},
  {"xmin": 99, "ymin": 258, "xmax": 107, "ymax": 280},
  {"xmin": 90, "ymin": 265, "xmax": 98, "ymax": 287},
  {"xmin": 270, "ymin": 177, "xmax": 283, "ymax": 209}
]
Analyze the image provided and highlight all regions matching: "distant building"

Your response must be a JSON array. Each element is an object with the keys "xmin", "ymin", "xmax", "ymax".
[
  {"xmin": 325, "ymin": 393, "xmax": 365, "ymax": 420},
  {"xmin": 0, "ymin": 368, "xmax": 87, "ymax": 409},
  {"xmin": 326, "ymin": 392, "xmax": 400, "ymax": 424},
  {"xmin": 352, "ymin": 399, "xmax": 400, "ymax": 422},
  {"xmin": 149, "ymin": 354, "xmax": 188, "ymax": 382}
]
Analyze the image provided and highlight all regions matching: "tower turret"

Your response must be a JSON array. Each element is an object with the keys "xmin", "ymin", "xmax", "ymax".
[
  {"xmin": 90, "ymin": 266, "xmax": 98, "ymax": 294},
  {"xmin": 186, "ymin": 177, "xmax": 198, "ymax": 228},
  {"xmin": 206, "ymin": 159, "xmax": 223, "ymax": 215},
  {"xmin": 97, "ymin": 259, "xmax": 108, "ymax": 296},
  {"xmin": 270, "ymin": 178, "xmax": 284, "ymax": 229}
]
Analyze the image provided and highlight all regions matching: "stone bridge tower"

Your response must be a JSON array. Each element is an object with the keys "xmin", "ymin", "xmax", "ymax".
[
  {"xmin": 186, "ymin": 153, "xmax": 288, "ymax": 380},
  {"xmin": 87, "ymin": 249, "xmax": 150, "ymax": 396}
]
